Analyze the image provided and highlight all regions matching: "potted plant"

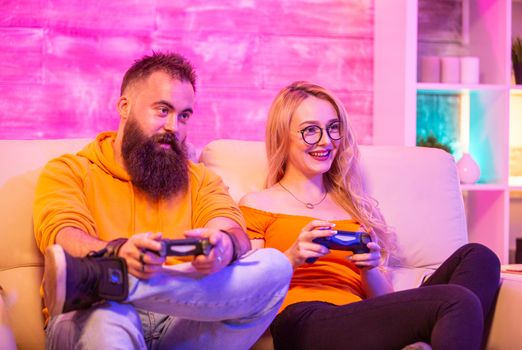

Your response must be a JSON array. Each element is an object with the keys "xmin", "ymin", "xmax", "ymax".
[
  {"xmin": 513, "ymin": 36, "xmax": 522, "ymax": 85},
  {"xmin": 417, "ymin": 134, "xmax": 453, "ymax": 154}
]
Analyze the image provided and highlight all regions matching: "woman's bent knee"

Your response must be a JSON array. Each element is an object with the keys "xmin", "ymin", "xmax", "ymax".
[
  {"xmin": 460, "ymin": 243, "xmax": 500, "ymax": 267},
  {"xmin": 440, "ymin": 284, "xmax": 483, "ymax": 321}
]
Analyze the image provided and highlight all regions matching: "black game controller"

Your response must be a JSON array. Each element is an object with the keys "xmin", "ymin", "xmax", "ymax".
[
  {"xmin": 154, "ymin": 238, "xmax": 213, "ymax": 257},
  {"xmin": 306, "ymin": 230, "xmax": 372, "ymax": 263}
]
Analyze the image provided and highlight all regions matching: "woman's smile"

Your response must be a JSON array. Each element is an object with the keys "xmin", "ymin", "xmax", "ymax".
[{"xmin": 308, "ymin": 149, "xmax": 332, "ymax": 161}]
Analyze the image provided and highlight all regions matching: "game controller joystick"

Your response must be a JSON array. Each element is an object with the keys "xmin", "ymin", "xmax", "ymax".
[
  {"xmin": 306, "ymin": 230, "xmax": 371, "ymax": 263},
  {"xmin": 150, "ymin": 238, "xmax": 212, "ymax": 257}
]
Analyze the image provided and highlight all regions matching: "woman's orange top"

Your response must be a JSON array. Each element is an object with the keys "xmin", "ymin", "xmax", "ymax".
[{"xmin": 240, "ymin": 206, "xmax": 366, "ymax": 312}]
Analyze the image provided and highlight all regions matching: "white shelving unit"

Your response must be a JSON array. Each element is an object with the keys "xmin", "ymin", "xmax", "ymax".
[
  {"xmin": 373, "ymin": 0, "xmax": 520, "ymax": 263},
  {"xmin": 511, "ymin": 0, "xmax": 522, "ymax": 262}
]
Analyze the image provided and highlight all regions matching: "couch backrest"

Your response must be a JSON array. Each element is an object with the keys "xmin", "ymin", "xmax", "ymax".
[
  {"xmin": 0, "ymin": 138, "xmax": 91, "ymax": 350},
  {"xmin": 0, "ymin": 137, "xmax": 470, "ymax": 348},
  {"xmin": 199, "ymin": 139, "xmax": 469, "ymax": 269}
]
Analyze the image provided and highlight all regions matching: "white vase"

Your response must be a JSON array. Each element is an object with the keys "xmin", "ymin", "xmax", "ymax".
[
  {"xmin": 456, "ymin": 152, "xmax": 480, "ymax": 184},
  {"xmin": 419, "ymin": 56, "xmax": 440, "ymax": 82},
  {"xmin": 441, "ymin": 56, "xmax": 460, "ymax": 83},
  {"xmin": 460, "ymin": 56, "xmax": 480, "ymax": 84}
]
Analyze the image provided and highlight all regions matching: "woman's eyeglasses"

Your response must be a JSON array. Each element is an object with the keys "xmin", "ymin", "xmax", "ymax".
[{"xmin": 298, "ymin": 121, "xmax": 342, "ymax": 145}]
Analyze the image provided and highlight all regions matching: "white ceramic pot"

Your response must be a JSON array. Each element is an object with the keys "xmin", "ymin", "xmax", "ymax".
[
  {"xmin": 460, "ymin": 56, "xmax": 480, "ymax": 84},
  {"xmin": 441, "ymin": 56, "xmax": 460, "ymax": 83},
  {"xmin": 456, "ymin": 152, "xmax": 481, "ymax": 184}
]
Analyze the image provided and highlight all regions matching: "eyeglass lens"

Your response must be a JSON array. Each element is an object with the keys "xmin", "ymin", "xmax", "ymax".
[{"xmin": 301, "ymin": 121, "xmax": 341, "ymax": 145}]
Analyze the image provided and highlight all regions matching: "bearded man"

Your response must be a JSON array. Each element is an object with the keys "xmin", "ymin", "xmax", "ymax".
[{"xmin": 33, "ymin": 52, "xmax": 291, "ymax": 350}]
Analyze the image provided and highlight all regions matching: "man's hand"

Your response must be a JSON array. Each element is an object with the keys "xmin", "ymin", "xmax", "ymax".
[
  {"xmin": 118, "ymin": 232, "xmax": 166, "ymax": 279},
  {"xmin": 184, "ymin": 228, "xmax": 233, "ymax": 274}
]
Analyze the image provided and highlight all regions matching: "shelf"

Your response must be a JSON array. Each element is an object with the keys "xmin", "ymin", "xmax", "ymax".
[
  {"xmin": 501, "ymin": 264, "xmax": 522, "ymax": 279},
  {"xmin": 418, "ymin": 83, "xmax": 506, "ymax": 92},
  {"xmin": 510, "ymin": 176, "xmax": 522, "ymax": 189},
  {"xmin": 511, "ymin": 188, "xmax": 522, "ymax": 199},
  {"xmin": 460, "ymin": 183, "xmax": 506, "ymax": 191},
  {"xmin": 374, "ymin": 0, "xmax": 515, "ymax": 264},
  {"xmin": 502, "ymin": 264, "xmax": 522, "ymax": 273}
]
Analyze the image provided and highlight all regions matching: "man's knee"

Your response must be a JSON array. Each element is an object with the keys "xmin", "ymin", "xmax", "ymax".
[
  {"xmin": 225, "ymin": 248, "xmax": 292, "ymax": 324},
  {"xmin": 242, "ymin": 248, "xmax": 293, "ymax": 289},
  {"xmin": 47, "ymin": 302, "xmax": 145, "ymax": 349},
  {"xmin": 83, "ymin": 301, "xmax": 141, "ymax": 327}
]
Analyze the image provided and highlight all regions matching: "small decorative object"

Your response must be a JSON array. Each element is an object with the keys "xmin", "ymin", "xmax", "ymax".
[
  {"xmin": 460, "ymin": 56, "xmax": 479, "ymax": 84},
  {"xmin": 419, "ymin": 56, "xmax": 440, "ymax": 83},
  {"xmin": 510, "ymin": 147, "xmax": 522, "ymax": 177},
  {"xmin": 516, "ymin": 238, "xmax": 522, "ymax": 264},
  {"xmin": 417, "ymin": 134, "xmax": 453, "ymax": 154},
  {"xmin": 513, "ymin": 36, "xmax": 522, "ymax": 85},
  {"xmin": 441, "ymin": 56, "xmax": 460, "ymax": 83},
  {"xmin": 456, "ymin": 152, "xmax": 480, "ymax": 184}
]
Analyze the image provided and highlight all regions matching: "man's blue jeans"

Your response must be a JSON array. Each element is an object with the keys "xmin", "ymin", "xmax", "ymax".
[{"xmin": 45, "ymin": 248, "xmax": 292, "ymax": 350}]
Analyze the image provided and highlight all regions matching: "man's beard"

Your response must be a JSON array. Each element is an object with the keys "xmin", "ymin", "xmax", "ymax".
[{"xmin": 121, "ymin": 118, "xmax": 189, "ymax": 200}]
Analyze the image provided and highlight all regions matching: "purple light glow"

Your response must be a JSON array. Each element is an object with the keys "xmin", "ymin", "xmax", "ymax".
[{"xmin": 0, "ymin": 0, "xmax": 374, "ymax": 148}]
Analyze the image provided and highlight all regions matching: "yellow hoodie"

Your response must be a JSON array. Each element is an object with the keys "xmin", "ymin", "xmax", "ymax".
[{"xmin": 33, "ymin": 131, "xmax": 246, "ymax": 257}]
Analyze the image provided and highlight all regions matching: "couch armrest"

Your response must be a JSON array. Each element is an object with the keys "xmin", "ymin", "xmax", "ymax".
[
  {"xmin": 0, "ymin": 287, "xmax": 17, "ymax": 350},
  {"xmin": 486, "ymin": 273, "xmax": 522, "ymax": 349}
]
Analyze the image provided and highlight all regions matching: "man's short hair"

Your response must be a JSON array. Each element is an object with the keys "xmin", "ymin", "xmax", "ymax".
[{"xmin": 120, "ymin": 52, "xmax": 197, "ymax": 95}]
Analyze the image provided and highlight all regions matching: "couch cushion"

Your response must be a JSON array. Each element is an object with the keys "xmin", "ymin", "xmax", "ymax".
[
  {"xmin": 0, "ymin": 139, "xmax": 90, "ymax": 269},
  {"xmin": 0, "ymin": 287, "xmax": 16, "ymax": 350},
  {"xmin": 0, "ymin": 138, "xmax": 90, "ymax": 349},
  {"xmin": 358, "ymin": 145, "xmax": 468, "ymax": 267},
  {"xmin": 199, "ymin": 140, "xmax": 268, "ymax": 202},
  {"xmin": 199, "ymin": 140, "xmax": 468, "ymax": 270},
  {"xmin": 0, "ymin": 268, "xmax": 46, "ymax": 349}
]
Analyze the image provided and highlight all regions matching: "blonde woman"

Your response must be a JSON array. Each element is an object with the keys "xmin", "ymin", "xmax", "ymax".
[{"xmin": 239, "ymin": 81, "xmax": 500, "ymax": 350}]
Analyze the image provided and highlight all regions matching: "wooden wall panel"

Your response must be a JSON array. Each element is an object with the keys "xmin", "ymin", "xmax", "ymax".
[{"xmin": 0, "ymin": 0, "xmax": 374, "ymax": 148}]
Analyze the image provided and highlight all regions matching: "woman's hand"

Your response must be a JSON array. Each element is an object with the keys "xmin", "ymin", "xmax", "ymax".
[
  {"xmin": 349, "ymin": 241, "xmax": 394, "ymax": 297},
  {"xmin": 348, "ymin": 241, "xmax": 382, "ymax": 271},
  {"xmin": 284, "ymin": 220, "xmax": 336, "ymax": 269}
]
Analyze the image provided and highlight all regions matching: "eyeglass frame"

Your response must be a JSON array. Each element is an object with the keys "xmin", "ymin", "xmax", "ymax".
[{"xmin": 297, "ymin": 120, "xmax": 343, "ymax": 145}]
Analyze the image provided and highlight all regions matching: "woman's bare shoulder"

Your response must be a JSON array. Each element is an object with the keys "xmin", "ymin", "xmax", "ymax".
[{"xmin": 239, "ymin": 186, "xmax": 281, "ymax": 210}]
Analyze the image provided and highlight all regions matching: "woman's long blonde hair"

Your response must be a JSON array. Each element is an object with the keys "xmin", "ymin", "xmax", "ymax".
[{"xmin": 265, "ymin": 81, "xmax": 397, "ymax": 256}]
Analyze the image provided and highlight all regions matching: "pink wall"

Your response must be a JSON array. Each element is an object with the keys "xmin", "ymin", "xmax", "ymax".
[{"xmin": 0, "ymin": 0, "xmax": 374, "ymax": 149}]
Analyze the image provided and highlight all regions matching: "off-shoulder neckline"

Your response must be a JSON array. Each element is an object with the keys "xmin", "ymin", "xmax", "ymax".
[{"xmin": 239, "ymin": 205, "xmax": 358, "ymax": 223}]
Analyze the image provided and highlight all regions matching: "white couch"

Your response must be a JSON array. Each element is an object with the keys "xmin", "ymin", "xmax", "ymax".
[
  {"xmin": 200, "ymin": 140, "xmax": 522, "ymax": 350},
  {"xmin": 0, "ymin": 138, "xmax": 521, "ymax": 349}
]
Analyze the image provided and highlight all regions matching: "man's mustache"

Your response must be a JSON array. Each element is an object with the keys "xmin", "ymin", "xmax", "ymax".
[{"xmin": 153, "ymin": 133, "xmax": 179, "ymax": 147}]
